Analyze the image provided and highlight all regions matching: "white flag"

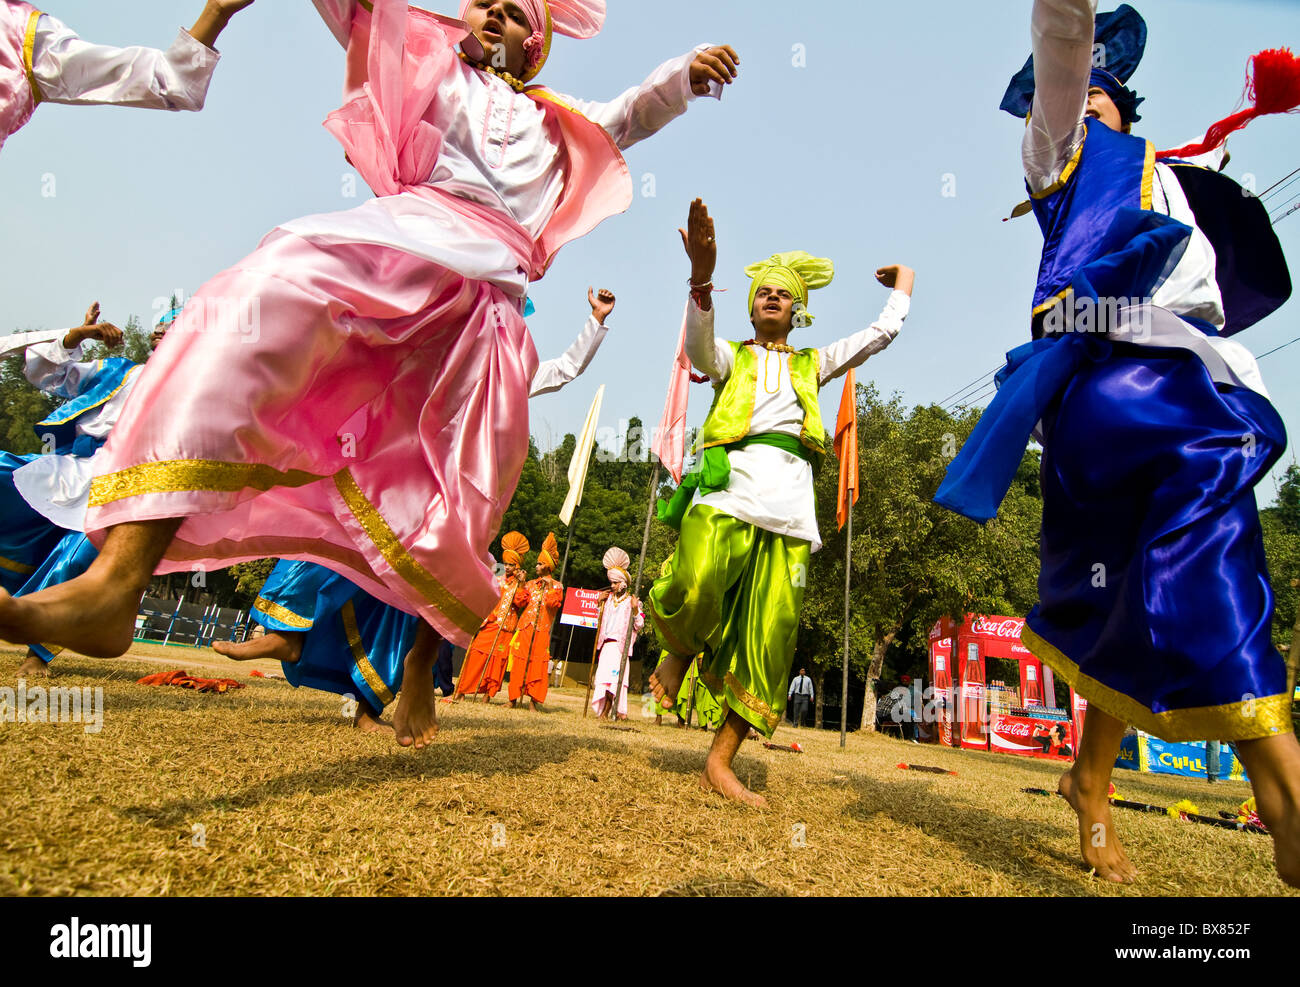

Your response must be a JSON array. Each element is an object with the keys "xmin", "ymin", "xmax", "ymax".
[{"xmin": 559, "ymin": 384, "xmax": 604, "ymax": 526}]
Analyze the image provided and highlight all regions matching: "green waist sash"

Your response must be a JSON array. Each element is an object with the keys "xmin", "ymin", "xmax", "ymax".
[{"xmin": 656, "ymin": 432, "xmax": 816, "ymax": 530}]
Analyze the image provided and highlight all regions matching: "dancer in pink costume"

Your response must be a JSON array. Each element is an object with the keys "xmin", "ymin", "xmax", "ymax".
[
  {"xmin": 0, "ymin": 0, "xmax": 739, "ymax": 750},
  {"xmin": 0, "ymin": 1, "xmax": 253, "ymax": 153}
]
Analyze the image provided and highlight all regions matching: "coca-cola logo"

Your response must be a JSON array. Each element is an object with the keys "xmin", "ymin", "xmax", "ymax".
[
  {"xmin": 999, "ymin": 721, "xmax": 1033, "ymax": 738},
  {"xmin": 970, "ymin": 615, "xmax": 1026, "ymax": 639}
]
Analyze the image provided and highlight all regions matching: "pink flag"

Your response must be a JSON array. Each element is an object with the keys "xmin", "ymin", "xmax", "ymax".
[{"xmin": 651, "ymin": 304, "xmax": 691, "ymax": 483}]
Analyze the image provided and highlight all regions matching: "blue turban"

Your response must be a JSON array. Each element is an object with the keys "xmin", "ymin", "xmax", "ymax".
[{"xmin": 1000, "ymin": 4, "xmax": 1147, "ymax": 124}]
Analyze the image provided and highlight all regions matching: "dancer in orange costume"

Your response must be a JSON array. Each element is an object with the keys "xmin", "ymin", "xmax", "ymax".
[
  {"xmin": 451, "ymin": 531, "xmax": 529, "ymax": 702},
  {"xmin": 508, "ymin": 532, "xmax": 563, "ymax": 711}
]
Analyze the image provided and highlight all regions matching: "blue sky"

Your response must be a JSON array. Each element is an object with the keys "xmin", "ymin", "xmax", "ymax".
[{"xmin": 2, "ymin": 0, "xmax": 1298, "ymax": 501}]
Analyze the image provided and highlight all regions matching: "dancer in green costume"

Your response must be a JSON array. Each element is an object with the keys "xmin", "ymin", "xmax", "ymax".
[
  {"xmin": 648, "ymin": 198, "xmax": 914, "ymax": 806},
  {"xmin": 654, "ymin": 653, "xmax": 722, "ymax": 729}
]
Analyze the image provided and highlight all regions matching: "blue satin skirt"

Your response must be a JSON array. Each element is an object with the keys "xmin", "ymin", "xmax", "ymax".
[
  {"xmin": 252, "ymin": 559, "xmax": 358, "ymax": 633},
  {"xmin": 0, "ymin": 451, "xmax": 65, "ymax": 595},
  {"xmin": 14, "ymin": 530, "xmax": 97, "ymax": 663},
  {"xmin": 1025, "ymin": 343, "xmax": 1293, "ymax": 741},
  {"xmin": 256, "ymin": 560, "xmax": 419, "ymax": 714}
]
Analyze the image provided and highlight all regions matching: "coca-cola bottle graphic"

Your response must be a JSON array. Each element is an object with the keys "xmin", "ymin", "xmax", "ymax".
[
  {"xmin": 1023, "ymin": 663, "xmax": 1043, "ymax": 707},
  {"xmin": 961, "ymin": 643, "xmax": 984, "ymax": 747}
]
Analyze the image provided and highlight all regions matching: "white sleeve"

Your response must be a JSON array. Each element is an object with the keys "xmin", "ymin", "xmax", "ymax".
[
  {"xmin": 312, "ymin": 0, "xmax": 358, "ymax": 48},
  {"xmin": 30, "ymin": 14, "xmax": 219, "ymax": 110},
  {"xmin": 684, "ymin": 296, "xmax": 732, "ymax": 381},
  {"xmin": 556, "ymin": 46, "xmax": 720, "ymax": 152},
  {"xmin": 23, "ymin": 338, "xmax": 100, "ymax": 398},
  {"xmin": 1022, "ymin": 0, "xmax": 1097, "ymax": 194},
  {"xmin": 529, "ymin": 314, "xmax": 610, "ymax": 398},
  {"xmin": 818, "ymin": 291, "xmax": 910, "ymax": 386}
]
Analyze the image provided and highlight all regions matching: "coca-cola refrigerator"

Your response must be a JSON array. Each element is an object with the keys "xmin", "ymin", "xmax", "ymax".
[
  {"xmin": 959, "ymin": 640, "xmax": 987, "ymax": 750},
  {"xmin": 928, "ymin": 619, "xmax": 956, "ymax": 746}
]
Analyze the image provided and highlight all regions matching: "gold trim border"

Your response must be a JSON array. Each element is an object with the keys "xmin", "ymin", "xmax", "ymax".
[
  {"xmin": 1030, "ymin": 132, "xmax": 1085, "ymax": 200},
  {"xmin": 1021, "ymin": 625, "xmax": 1294, "ymax": 742},
  {"xmin": 87, "ymin": 459, "xmax": 324, "ymax": 509},
  {"xmin": 700, "ymin": 667, "xmax": 781, "ymax": 734},
  {"xmin": 253, "ymin": 596, "xmax": 313, "ymax": 630},
  {"xmin": 0, "ymin": 554, "xmax": 36, "ymax": 576},
  {"xmin": 42, "ymin": 364, "xmax": 139, "ymax": 427},
  {"xmin": 23, "ymin": 9, "xmax": 43, "ymax": 105},
  {"xmin": 342, "ymin": 600, "xmax": 394, "ymax": 707},
  {"xmin": 333, "ymin": 469, "xmax": 481, "ymax": 638},
  {"xmin": 1140, "ymin": 139, "xmax": 1155, "ymax": 211}
]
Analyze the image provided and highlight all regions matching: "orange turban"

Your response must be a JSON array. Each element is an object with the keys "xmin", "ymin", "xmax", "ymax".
[
  {"xmin": 537, "ymin": 532, "xmax": 559, "ymax": 571},
  {"xmin": 501, "ymin": 531, "xmax": 530, "ymax": 567}
]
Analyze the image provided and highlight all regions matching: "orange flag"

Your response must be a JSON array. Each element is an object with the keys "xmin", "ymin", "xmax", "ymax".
[{"xmin": 834, "ymin": 368, "xmax": 859, "ymax": 531}]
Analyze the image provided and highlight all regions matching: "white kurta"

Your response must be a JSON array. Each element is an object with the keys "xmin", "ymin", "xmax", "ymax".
[
  {"xmin": 285, "ymin": 10, "xmax": 716, "ymax": 299},
  {"xmin": 29, "ymin": 14, "xmax": 218, "ymax": 110},
  {"xmin": 590, "ymin": 592, "xmax": 644, "ymax": 716},
  {"xmin": 1020, "ymin": 0, "xmax": 1264, "ymax": 399},
  {"xmin": 529, "ymin": 314, "xmax": 609, "ymax": 397},
  {"xmin": 685, "ymin": 291, "xmax": 910, "ymax": 552},
  {"xmin": 14, "ymin": 339, "xmax": 142, "ymax": 532}
]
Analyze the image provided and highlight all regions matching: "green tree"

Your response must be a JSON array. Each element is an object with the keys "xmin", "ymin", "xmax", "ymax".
[{"xmin": 800, "ymin": 384, "xmax": 1043, "ymax": 731}]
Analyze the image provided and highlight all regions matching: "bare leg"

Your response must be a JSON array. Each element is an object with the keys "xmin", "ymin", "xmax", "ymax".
[
  {"xmin": 17, "ymin": 651, "xmax": 50, "ymax": 678},
  {"xmin": 213, "ymin": 630, "xmax": 304, "ymax": 663},
  {"xmin": 1234, "ymin": 732, "xmax": 1300, "ymax": 888},
  {"xmin": 393, "ymin": 622, "xmax": 440, "ymax": 749},
  {"xmin": 1057, "ymin": 705, "xmax": 1137, "ymax": 883},
  {"xmin": 0, "ymin": 519, "xmax": 181, "ymax": 658},
  {"xmin": 699, "ymin": 709, "xmax": 767, "ymax": 808},
  {"xmin": 649, "ymin": 654, "xmax": 690, "ymax": 711}
]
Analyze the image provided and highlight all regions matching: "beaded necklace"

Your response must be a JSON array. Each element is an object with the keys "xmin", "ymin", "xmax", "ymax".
[
  {"xmin": 458, "ymin": 51, "xmax": 528, "ymax": 93},
  {"xmin": 743, "ymin": 338, "xmax": 796, "ymax": 354}
]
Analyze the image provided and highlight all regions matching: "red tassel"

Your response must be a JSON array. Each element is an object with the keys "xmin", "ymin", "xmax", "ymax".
[
  {"xmin": 1158, "ymin": 47, "xmax": 1300, "ymax": 160},
  {"xmin": 1249, "ymin": 47, "xmax": 1300, "ymax": 115}
]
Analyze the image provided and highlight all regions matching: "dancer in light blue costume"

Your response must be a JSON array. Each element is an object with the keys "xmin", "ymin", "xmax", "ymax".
[
  {"xmin": 213, "ymin": 288, "xmax": 619, "ymax": 733},
  {"xmin": 2, "ymin": 303, "xmax": 161, "ymax": 677},
  {"xmin": 936, "ymin": 1, "xmax": 1300, "ymax": 887}
]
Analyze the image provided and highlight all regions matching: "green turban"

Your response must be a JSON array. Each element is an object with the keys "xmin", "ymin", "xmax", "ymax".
[{"xmin": 745, "ymin": 251, "xmax": 835, "ymax": 326}]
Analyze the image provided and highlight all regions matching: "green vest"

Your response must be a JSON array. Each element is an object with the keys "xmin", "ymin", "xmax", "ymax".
[{"xmin": 695, "ymin": 341, "xmax": 828, "ymax": 457}]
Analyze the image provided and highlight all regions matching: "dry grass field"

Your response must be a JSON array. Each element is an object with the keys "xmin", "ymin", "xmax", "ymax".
[{"xmin": 0, "ymin": 640, "xmax": 1294, "ymax": 897}]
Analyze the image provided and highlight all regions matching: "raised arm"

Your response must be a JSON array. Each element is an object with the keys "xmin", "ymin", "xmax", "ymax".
[
  {"xmin": 24, "ymin": 303, "xmax": 125, "ymax": 399},
  {"xmin": 529, "ymin": 288, "xmax": 614, "ymax": 398},
  {"xmin": 558, "ymin": 45, "xmax": 738, "ymax": 151},
  {"xmin": 27, "ymin": 3, "xmax": 251, "ymax": 110},
  {"xmin": 818, "ymin": 266, "xmax": 914, "ymax": 386},
  {"xmin": 1022, "ymin": 0, "xmax": 1097, "ymax": 193},
  {"xmin": 680, "ymin": 198, "xmax": 731, "ymax": 379}
]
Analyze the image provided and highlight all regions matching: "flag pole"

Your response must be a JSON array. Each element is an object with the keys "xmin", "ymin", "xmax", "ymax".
[
  {"xmin": 841, "ymin": 498, "xmax": 852, "ymax": 749},
  {"xmin": 613, "ymin": 462, "xmax": 660, "ymax": 717}
]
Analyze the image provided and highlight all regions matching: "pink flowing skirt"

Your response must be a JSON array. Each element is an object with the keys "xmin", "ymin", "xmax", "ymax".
[{"xmin": 85, "ymin": 228, "xmax": 537, "ymax": 647}]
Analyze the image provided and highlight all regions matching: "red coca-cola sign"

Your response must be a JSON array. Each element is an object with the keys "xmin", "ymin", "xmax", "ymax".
[
  {"xmin": 968, "ymin": 615, "xmax": 1025, "ymax": 639},
  {"xmin": 991, "ymin": 712, "xmax": 1074, "ymax": 760}
]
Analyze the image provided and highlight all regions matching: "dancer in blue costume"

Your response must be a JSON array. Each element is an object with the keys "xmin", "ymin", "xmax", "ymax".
[
  {"xmin": 2, "ymin": 303, "xmax": 168, "ymax": 678},
  {"xmin": 211, "ymin": 287, "xmax": 619, "ymax": 735},
  {"xmin": 936, "ymin": 1, "xmax": 1300, "ymax": 886}
]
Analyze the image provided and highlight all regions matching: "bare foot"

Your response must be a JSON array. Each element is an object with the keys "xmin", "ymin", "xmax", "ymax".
[
  {"xmin": 529, "ymin": 699, "xmax": 542, "ymax": 712},
  {"xmin": 1058, "ymin": 767, "xmax": 1137, "ymax": 883},
  {"xmin": 17, "ymin": 652, "xmax": 50, "ymax": 678},
  {"xmin": 393, "ymin": 639, "xmax": 439, "ymax": 749},
  {"xmin": 1257, "ymin": 797, "xmax": 1300, "ymax": 889},
  {"xmin": 352, "ymin": 706, "xmax": 395, "ymax": 736},
  {"xmin": 699, "ymin": 754, "xmax": 768, "ymax": 808},
  {"xmin": 213, "ymin": 631, "xmax": 303, "ymax": 664},
  {"xmin": 650, "ymin": 655, "xmax": 689, "ymax": 711},
  {"xmin": 0, "ymin": 573, "xmax": 138, "ymax": 659}
]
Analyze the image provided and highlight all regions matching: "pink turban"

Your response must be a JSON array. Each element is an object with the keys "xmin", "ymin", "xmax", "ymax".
[{"xmin": 458, "ymin": 0, "xmax": 606, "ymax": 80}]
